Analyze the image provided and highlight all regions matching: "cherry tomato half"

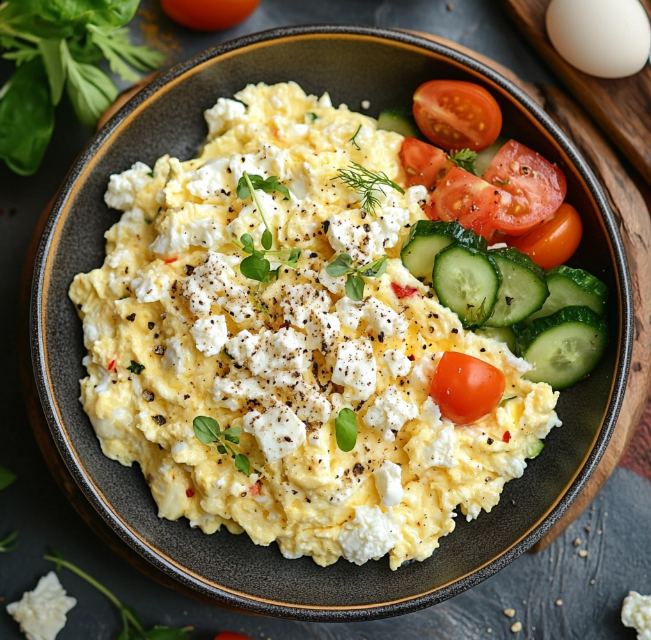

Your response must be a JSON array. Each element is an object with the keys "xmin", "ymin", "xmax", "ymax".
[
  {"xmin": 424, "ymin": 166, "xmax": 506, "ymax": 239},
  {"xmin": 399, "ymin": 137, "xmax": 449, "ymax": 190},
  {"xmin": 430, "ymin": 351, "xmax": 506, "ymax": 425},
  {"xmin": 161, "ymin": 0, "xmax": 260, "ymax": 31},
  {"xmin": 512, "ymin": 202, "xmax": 583, "ymax": 270},
  {"xmin": 413, "ymin": 80, "xmax": 502, "ymax": 152},
  {"xmin": 213, "ymin": 633, "xmax": 254, "ymax": 640},
  {"xmin": 482, "ymin": 140, "xmax": 567, "ymax": 235}
]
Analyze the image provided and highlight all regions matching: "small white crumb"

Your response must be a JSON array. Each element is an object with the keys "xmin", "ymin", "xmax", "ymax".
[
  {"xmin": 556, "ymin": 599, "xmax": 563, "ymax": 606},
  {"xmin": 573, "ymin": 538, "xmax": 581, "ymax": 547},
  {"xmin": 504, "ymin": 608, "xmax": 516, "ymax": 618},
  {"xmin": 604, "ymin": 512, "xmax": 608, "ymax": 516},
  {"xmin": 598, "ymin": 529, "xmax": 603, "ymax": 535},
  {"xmin": 487, "ymin": 629, "xmax": 492, "ymax": 634},
  {"xmin": 579, "ymin": 550, "xmax": 588, "ymax": 558},
  {"xmin": 585, "ymin": 526, "xmax": 591, "ymax": 532},
  {"xmin": 532, "ymin": 627, "xmax": 536, "ymax": 631},
  {"xmin": 360, "ymin": 100, "xmax": 370, "ymax": 110},
  {"xmin": 522, "ymin": 600, "xmax": 527, "ymax": 605},
  {"xmin": 511, "ymin": 621, "xmax": 522, "ymax": 633},
  {"xmin": 590, "ymin": 579, "xmax": 596, "ymax": 585}
]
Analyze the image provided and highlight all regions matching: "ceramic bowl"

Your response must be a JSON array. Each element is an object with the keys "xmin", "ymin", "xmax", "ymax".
[{"xmin": 30, "ymin": 25, "xmax": 632, "ymax": 621}]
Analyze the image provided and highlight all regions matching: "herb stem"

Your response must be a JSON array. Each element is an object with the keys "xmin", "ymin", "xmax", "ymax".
[{"xmin": 243, "ymin": 171, "xmax": 273, "ymax": 245}]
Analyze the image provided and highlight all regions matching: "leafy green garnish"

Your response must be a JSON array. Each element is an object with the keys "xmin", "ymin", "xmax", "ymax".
[
  {"xmin": 325, "ymin": 253, "xmax": 388, "ymax": 301},
  {"xmin": 494, "ymin": 177, "xmax": 510, "ymax": 186},
  {"xmin": 348, "ymin": 124, "xmax": 362, "ymax": 150},
  {"xmin": 448, "ymin": 148, "xmax": 479, "ymax": 176},
  {"xmin": 0, "ymin": 0, "xmax": 164, "ymax": 175},
  {"xmin": 45, "ymin": 551, "xmax": 189, "ymax": 640},
  {"xmin": 0, "ymin": 530, "xmax": 18, "ymax": 553},
  {"xmin": 334, "ymin": 162, "xmax": 404, "ymax": 215},
  {"xmin": 306, "ymin": 112, "xmax": 318, "ymax": 122},
  {"xmin": 193, "ymin": 416, "xmax": 251, "ymax": 476},
  {"xmin": 236, "ymin": 173, "xmax": 290, "ymax": 201},
  {"xmin": 0, "ymin": 464, "xmax": 16, "ymax": 492},
  {"xmin": 335, "ymin": 408, "xmax": 358, "ymax": 452},
  {"xmin": 126, "ymin": 360, "xmax": 145, "ymax": 375}
]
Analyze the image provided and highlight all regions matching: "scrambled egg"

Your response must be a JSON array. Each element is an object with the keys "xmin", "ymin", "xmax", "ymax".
[{"xmin": 69, "ymin": 82, "xmax": 561, "ymax": 570}]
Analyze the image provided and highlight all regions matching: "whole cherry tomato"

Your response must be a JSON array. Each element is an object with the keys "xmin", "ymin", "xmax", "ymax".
[
  {"xmin": 413, "ymin": 80, "xmax": 502, "ymax": 151},
  {"xmin": 511, "ymin": 202, "xmax": 583, "ymax": 270},
  {"xmin": 430, "ymin": 351, "xmax": 506, "ymax": 424},
  {"xmin": 161, "ymin": 0, "xmax": 260, "ymax": 31},
  {"xmin": 213, "ymin": 633, "xmax": 254, "ymax": 640},
  {"xmin": 399, "ymin": 137, "xmax": 449, "ymax": 190},
  {"xmin": 483, "ymin": 139, "xmax": 567, "ymax": 235}
]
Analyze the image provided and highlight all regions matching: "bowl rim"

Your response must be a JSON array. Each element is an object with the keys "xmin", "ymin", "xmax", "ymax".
[{"xmin": 30, "ymin": 24, "xmax": 633, "ymax": 621}]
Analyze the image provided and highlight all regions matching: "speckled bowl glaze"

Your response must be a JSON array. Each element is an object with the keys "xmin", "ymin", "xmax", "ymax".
[{"xmin": 30, "ymin": 25, "xmax": 632, "ymax": 621}]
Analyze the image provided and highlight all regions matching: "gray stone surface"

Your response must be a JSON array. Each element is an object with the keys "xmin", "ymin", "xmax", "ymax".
[{"xmin": 0, "ymin": 1, "xmax": 646, "ymax": 638}]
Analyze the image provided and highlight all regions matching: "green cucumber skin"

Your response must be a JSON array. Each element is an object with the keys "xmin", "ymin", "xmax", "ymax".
[
  {"xmin": 432, "ymin": 244, "xmax": 501, "ymax": 329},
  {"xmin": 484, "ymin": 247, "xmax": 549, "ymax": 328},
  {"xmin": 525, "ymin": 439, "xmax": 545, "ymax": 459},
  {"xmin": 400, "ymin": 221, "xmax": 487, "ymax": 282},
  {"xmin": 518, "ymin": 306, "xmax": 608, "ymax": 390},
  {"xmin": 377, "ymin": 106, "xmax": 420, "ymax": 138},
  {"xmin": 525, "ymin": 265, "xmax": 609, "ymax": 323}
]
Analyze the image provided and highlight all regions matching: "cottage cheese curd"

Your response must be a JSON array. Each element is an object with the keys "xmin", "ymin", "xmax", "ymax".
[{"xmin": 69, "ymin": 82, "xmax": 561, "ymax": 570}]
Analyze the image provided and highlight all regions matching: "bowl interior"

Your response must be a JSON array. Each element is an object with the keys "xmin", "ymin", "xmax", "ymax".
[{"xmin": 33, "ymin": 27, "xmax": 629, "ymax": 620}]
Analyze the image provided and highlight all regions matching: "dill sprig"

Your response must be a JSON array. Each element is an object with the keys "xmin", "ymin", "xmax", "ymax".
[{"xmin": 334, "ymin": 161, "xmax": 404, "ymax": 215}]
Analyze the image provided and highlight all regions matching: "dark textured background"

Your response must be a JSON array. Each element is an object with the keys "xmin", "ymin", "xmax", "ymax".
[{"xmin": 0, "ymin": 1, "xmax": 648, "ymax": 638}]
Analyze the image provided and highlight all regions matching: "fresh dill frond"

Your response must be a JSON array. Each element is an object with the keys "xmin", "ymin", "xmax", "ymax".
[
  {"xmin": 448, "ymin": 148, "xmax": 479, "ymax": 176},
  {"xmin": 348, "ymin": 124, "xmax": 362, "ymax": 150},
  {"xmin": 334, "ymin": 161, "xmax": 404, "ymax": 215}
]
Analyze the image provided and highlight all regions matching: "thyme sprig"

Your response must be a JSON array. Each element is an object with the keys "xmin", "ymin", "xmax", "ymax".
[
  {"xmin": 193, "ymin": 416, "xmax": 250, "ymax": 476},
  {"xmin": 334, "ymin": 161, "xmax": 404, "ymax": 215},
  {"xmin": 325, "ymin": 254, "xmax": 388, "ymax": 301}
]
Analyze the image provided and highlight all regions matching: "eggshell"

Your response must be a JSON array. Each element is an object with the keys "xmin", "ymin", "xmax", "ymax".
[{"xmin": 546, "ymin": 0, "xmax": 651, "ymax": 79}]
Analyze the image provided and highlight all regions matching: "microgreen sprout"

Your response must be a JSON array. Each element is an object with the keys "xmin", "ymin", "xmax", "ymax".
[
  {"xmin": 335, "ymin": 408, "xmax": 358, "ymax": 452},
  {"xmin": 193, "ymin": 416, "xmax": 250, "ymax": 476},
  {"xmin": 325, "ymin": 253, "xmax": 388, "ymax": 301},
  {"xmin": 334, "ymin": 161, "xmax": 404, "ymax": 215},
  {"xmin": 44, "ymin": 550, "xmax": 190, "ymax": 640}
]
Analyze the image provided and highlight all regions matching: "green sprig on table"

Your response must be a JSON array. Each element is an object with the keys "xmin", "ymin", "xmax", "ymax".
[{"xmin": 0, "ymin": 0, "xmax": 164, "ymax": 176}]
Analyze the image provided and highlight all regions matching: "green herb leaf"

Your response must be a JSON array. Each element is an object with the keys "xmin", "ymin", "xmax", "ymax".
[
  {"xmin": 0, "ymin": 464, "xmax": 17, "ymax": 491},
  {"xmin": 335, "ymin": 408, "xmax": 358, "ymax": 452},
  {"xmin": 261, "ymin": 228, "xmax": 273, "ymax": 251},
  {"xmin": 234, "ymin": 453, "xmax": 251, "ymax": 476},
  {"xmin": 306, "ymin": 111, "xmax": 318, "ymax": 122},
  {"xmin": 49, "ymin": 548, "xmax": 65, "ymax": 572},
  {"xmin": 0, "ymin": 530, "xmax": 18, "ymax": 553},
  {"xmin": 38, "ymin": 38, "xmax": 66, "ymax": 105},
  {"xmin": 0, "ymin": 57, "xmax": 54, "ymax": 175},
  {"xmin": 326, "ymin": 253, "xmax": 354, "ymax": 277},
  {"xmin": 494, "ymin": 177, "xmax": 510, "ymax": 186},
  {"xmin": 240, "ymin": 254, "xmax": 271, "ymax": 282},
  {"xmin": 222, "ymin": 426, "xmax": 241, "ymax": 445},
  {"xmin": 240, "ymin": 233, "xmax": 254, "ymax": 253},
  {"xmin": 143, "ymin": 627, "xmax": 189, "ymax": 640},
  {"xmin": 345, "ymin": 274, "xmax": 365, "ymax": 301},
  {"xmin": 126, "ymin": 360, "xmax": 145, "ymax": 375},
  {"xmin": 237, "ymin": 174, "xmax": 290, "ymax": 200},
  {"xmin": 448, "ymin": 148, "xmax": 479, "ymax": 176},
  {"xmin": 193, "ymin": 416, "xmax": 221, "ymax": 445},
  {"xmin": 358, "ymin": 255, "xmax": 388, "ymax": 279},
  {"xmin": 348, "ymin": 124, "xmax": 362, "ymax": 150},
  {"xmin": 217, "ymin": 444, "xmax": 227, "ymax": 454},
  {"xmin": 334, "ymin": 161, "xmax": 404, "ymax": 215}
]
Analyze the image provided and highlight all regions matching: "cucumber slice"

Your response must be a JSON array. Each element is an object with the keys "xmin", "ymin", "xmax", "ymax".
[
  {"xmin": 525, "ymin": 439, "xmax": 545, "ymax": 459},
  {"xmin": 484, "ymin": 247, "xmax": 549, "ymax": 327},
  {"xmin": 432, "ymin": 244, "xmax": 501, "ymax": 328},
  {"xmin": 475, "ymin": 135, "xmax": 508, "ymax": 177},
  {"xmin": 525, "ymin": 265, "xmax": 609, "ymax": 324},
  {"xmin": 377, "ymin": 106, "xmax": 420, "ymax": 138},
  {"xmin": 475, "ymin": 326, "xmax": 517, "ymax": 352},
  {"xmin": 518, "ymin": 306, "xmax": 608, "ymax": 389},
  {"xmin": 401, "ymin": 220, "xmax": 487, "ymax": 282}
]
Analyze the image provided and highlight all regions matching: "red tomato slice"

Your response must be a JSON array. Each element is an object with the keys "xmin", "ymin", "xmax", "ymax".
[
  {"xmin": 512, "ymin": 203, "xmax": 583, "ymax": 269},
  {"xmin": 413, "ymin": 80, "xmax": 502, "ymax": 151},
  {"xmin": 161, "ymin": 0, "xmax": 260, "ymax": 31},
  {"xmin": 391, "ymin": 283, "xmax": 420, "ymax": 298},
  {"xmin": 425, "ymin": 166, "xmax": 505, "ymax": 239},
  {"xmin": 399, "ymin": 137, "xmax": 449, "ymax": 190},
  {"xmin": 482, "ymin": 140, "xmax": 567, "ymax": 235},
  {"xmin": 430, "ymin": 351, "xmax": 506, "ymax": 424},
  {"xmin": 213, "ymin": 633, "xmax": 254, "ymax": 640}
]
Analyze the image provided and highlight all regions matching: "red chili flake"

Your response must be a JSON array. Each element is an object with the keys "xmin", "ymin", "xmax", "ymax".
[
  {"xmin": 391, "ymin": 283, "xmax": 420, "ymax": 299},
  {"xmin": 186, "ymin": 488, "xmax": 195, "ymax": 498},
  {"xmin": 407, "ymin": 354, "xmax": 416, "ymax": 361},
  {"xmin": 249, "ymin": 482, "xmax": 261, "ymax": 496},
  {"xmin": 502, "ymin": 430, "xmax": 512, "ymax": 443},
  {"xmin": 165, "ymin": 256, "xmax": 178, "ymax": 264},
  {"xmin": 107, "ymin": 357, "xmax": 117, "ymax": 371}
]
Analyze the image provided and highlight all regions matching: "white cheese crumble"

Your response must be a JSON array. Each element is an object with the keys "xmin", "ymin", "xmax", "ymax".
[
  {"xmin": 363, "ymin": 385, "xmax": 418, "ymax": 441},
  {"xmin": 335, "ymin": 296, "xmax": 408, "ymax": 338},
  {"xmin": 6, "ymin": 572, "xmax": 77, "ymax": 640},
  {"xmin": 162, "ymin": 336, "xmax": 186, "ymax": 374},
  {"xmin": 104, "ymin": 161, "xmax": 152, "ymax": 212},
  {"xmin": 338, "ymin": 505, "xmax": 401, "ymax": 565},
  {"xmin": 204, "ymin": 97, "xmax": 246, "ymax": 137},
  {"xmin": 280, "ymin": 284, "xmax": 332, "ymax": 327},
  {"xmin": 325, "ymin": 214, "xmax": 384, "ymax": 263},
  {"xmin": 622, "ymin": 591, "xmax": 651, "ymax": 640},
  {"xmin": 243, "ymin": 400, "xmax": 307, "ymax": 463},
  {"xmin": 131, "ymin": 269, "xmax": 170, "ymax": 304},
  {"xmin": 190, "ymin": 315, "xmax": 228, "ymax": 357},
  {"xmin": 383, "ymin": 349, "xmax": 412, "ymax": 379},
  {"xmin": 332, "ymin": 338, "xmax": 377, "ymax": 402},
  {"xmin": 373, "ymin": 460, "xmax": 404, "ymax": 507}
]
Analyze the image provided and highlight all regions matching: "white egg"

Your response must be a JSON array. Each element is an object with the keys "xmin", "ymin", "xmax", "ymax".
[{"xmin": 546, "ymin": 0, "xmax": 651, "ymax": 78}]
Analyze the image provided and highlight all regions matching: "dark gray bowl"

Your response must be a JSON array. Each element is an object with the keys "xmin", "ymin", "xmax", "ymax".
[{"xmin": 30, "ymin": 25, "xmax": 632, "ymax": 621}]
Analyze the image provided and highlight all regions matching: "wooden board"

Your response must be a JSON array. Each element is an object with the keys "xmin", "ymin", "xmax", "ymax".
[
  {"xmin": 501, "ymin": 0, "xmax": 651, "ymax": 188},
  {"xmin": 19, "ymin": 35, "xmax": 651, "ymax": 602}
]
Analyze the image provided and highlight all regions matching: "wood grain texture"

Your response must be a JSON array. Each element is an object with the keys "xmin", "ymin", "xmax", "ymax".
[{"xmin": 501, "ymin": 0, "xmax": 651, "ymax": 187}]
